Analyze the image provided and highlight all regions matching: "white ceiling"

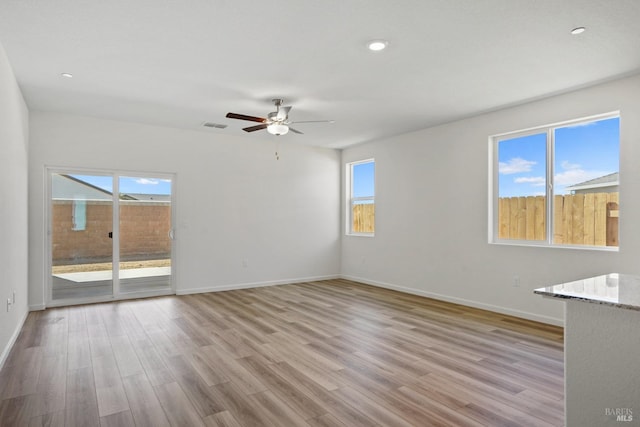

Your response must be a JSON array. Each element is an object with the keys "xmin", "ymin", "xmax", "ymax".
[{"xmin": 1, "ymin": 0, "xmax": 639, "ymax": 149}]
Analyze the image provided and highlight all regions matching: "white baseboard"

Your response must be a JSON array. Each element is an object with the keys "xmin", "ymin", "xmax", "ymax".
[
  {"xmin": 340, "ymin": 274, "xmax": 564, "ymax": 327},
  {"xmin": 29, "ymin": 304, "xmax": 46, "ymax": 311},
  {"xmin": 177, "ymin": 274, "xmax": 341, "ymax": 295},
  {"xmin": 0, "ymin": 309, "xmax": 29, "ymax": 370}
]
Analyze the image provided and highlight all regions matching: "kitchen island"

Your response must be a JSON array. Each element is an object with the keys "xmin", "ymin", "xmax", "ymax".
[{"xmin": 535, "ymin": 273, "xmax": 640, "ymax": 426}]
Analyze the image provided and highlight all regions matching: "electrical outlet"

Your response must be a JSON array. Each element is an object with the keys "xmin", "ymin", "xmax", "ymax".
[
  {"xmin": 6, "ymin": 298, "xmax": 12, "ymax": 312},
  {"xmin": 513, "ymin": 275, "xmax": 521, "ymax": 287}
]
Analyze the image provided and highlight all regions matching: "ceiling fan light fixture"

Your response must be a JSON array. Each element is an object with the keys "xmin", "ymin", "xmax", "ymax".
[
  {"xmin": 570, "ymin": 26, "xmax": 586, "ymax": 35},
  {"xmin": 267, "ymin": 123, "xmax": 289, "ymax": 135}
]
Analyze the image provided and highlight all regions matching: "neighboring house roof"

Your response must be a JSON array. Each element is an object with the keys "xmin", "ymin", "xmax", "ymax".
[
  {"xmin": 52, "ymin": 174, "xmax": 113, "ymax": 200},
  {"xmin": 121, "ymin": 193, "xmax": 171, "ymax": 202},
  {"xmin": 565, "ymin": 172, "xmax": 619, "ymax": 192}
]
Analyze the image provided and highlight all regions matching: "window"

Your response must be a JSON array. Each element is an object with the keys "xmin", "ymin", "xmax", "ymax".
[
  {"xmin": 491, "ymin": 113, "xmax": 619, "ymax": 249},
  {"xmin": 347, "ymin": 159, "xmax": 375, "ymax": 235}
]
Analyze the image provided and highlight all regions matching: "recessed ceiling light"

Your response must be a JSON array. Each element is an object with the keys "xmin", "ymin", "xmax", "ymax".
[
  {"xmin": 366, "ymin": 40, "xmax": 388, "ymax": 51},
  {"xmin": 570, "ymin": 27, "xmax": 586, "ymax": 35},
  {"xmin": 61, "ymin": 73, "xmax": 73, "ymax": 78}
]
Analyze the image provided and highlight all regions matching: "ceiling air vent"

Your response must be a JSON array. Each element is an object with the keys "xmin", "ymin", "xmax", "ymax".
[{"xmin": 202, "ymin": 122, "xmax": 228, "ymax": 129}]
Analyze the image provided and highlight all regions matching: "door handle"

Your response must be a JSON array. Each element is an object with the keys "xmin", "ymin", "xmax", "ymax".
[{"xmin": 168, "ymin": 229, "xmax": 175, "ymax": 240}]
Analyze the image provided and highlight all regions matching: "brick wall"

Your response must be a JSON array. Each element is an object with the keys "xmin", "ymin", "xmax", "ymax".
[{"xmin": 52, "ymin": 200, "xmax": 171, "ymax": 265}]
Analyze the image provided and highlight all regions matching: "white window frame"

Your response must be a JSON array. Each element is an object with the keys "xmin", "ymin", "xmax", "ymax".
[
  {"xmin": 346, "ymin": 158, "xmax": 375, "ymax": 236},
  {"xmin": 489, "ymin": 112, "xmax": 619, "ymax": 251}
]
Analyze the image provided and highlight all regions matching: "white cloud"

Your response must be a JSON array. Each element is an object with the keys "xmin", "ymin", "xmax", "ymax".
[
  {"xmin": 564, "ymin": 121, "xmax": 597, "ymax": 129},
  {"xmin": 554, "ymin": 169, "xmax": 609, "ymax": 186},
  {"xmin": 560, "ymin": 160, "xmax": 581, "ymax": 170},
  {"xmin": 554, "ymin": 160, "xmax": 609, "ymax": 186},
  {"xmin": 514, "ymin": 176, "xmax": 545, "ymax": 186},
  {"xmin": 135, "ymin": 178, "xmax": 159, "ymax": 185},
  {"xmin": 499, "ymin": 157, "xmax": 536, "ymax": 175}
]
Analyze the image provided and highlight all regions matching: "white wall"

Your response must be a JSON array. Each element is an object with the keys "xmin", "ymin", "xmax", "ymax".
[
  {"xmin": 0, "ymin": 41, "xmax": 29, "ymax": 367},
  {"xmin": 28, "ymin": 112, "xmax": 341, "ymax": 309},
  {"xmin": 341, "ymin": 74, "xmax": 640, "ymax": 325}
]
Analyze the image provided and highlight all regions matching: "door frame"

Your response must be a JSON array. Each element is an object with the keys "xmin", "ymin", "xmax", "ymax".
[{"xmin": 45, "ymin": 166, "xmax": 177, "ymax": 307}]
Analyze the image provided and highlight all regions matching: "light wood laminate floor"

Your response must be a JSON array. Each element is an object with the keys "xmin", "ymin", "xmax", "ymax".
[{"xmin": 0, "ymin": 279, "xmax": 564, "ymax": 426}]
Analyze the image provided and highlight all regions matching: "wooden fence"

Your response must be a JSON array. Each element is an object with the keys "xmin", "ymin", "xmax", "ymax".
[
  {"xmin": 498, "ymin": 192, "xmax": 618, "ymax": 246},
  {"xmin": 353, "ymin": 204, "xmax": 375, "ymax": 233}
]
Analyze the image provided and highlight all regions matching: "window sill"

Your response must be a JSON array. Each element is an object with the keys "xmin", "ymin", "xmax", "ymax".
[
  {"xmin": 490, "ymin": 240, "xmax": 619, "ymax": 252},
  {"xmin": 346, "ymin": 233, "xmax": 375, "ymax": 238}
]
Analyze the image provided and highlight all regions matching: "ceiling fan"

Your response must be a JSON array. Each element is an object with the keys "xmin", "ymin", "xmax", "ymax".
[{"xmin": 226, "ymin": 99, "xmax": 334, "ymax": 136}]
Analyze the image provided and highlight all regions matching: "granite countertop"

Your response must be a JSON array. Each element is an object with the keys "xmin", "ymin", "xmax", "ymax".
[{"xmin": 534, "ymin": 273, "xmax": 640, "ymax": 311}]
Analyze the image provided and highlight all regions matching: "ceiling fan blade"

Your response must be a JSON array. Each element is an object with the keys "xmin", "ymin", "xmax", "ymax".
[
  {"xmin": 288, "ymin": 127, "xmax": 304, "ymax": 134},
  {"xmin": 289, "ymin": 119, "xmax": 335, "ymax": 124},
  {"xmin": 226, "ymin": 112, "xmax": 267, "ymax": 123},
  {"xmin": 243, "ymin": 124, "xmax": 268, "ymax": 132},
  {"xmin": 277, "ymin": 106, "xmax": 292, "ymax": 120}
]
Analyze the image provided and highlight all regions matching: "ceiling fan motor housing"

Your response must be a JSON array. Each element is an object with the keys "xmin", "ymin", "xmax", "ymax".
[{"xmin": 267, "ymin": 112, "xmax": 280, "ymax": 122}]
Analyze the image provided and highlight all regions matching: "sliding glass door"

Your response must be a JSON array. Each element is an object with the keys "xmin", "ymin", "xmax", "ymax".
[
  {"xmin": 118, "ymin": 175, "xmax": 172, "ymax": 294},
  {"xmin": 49, "ymin": 170, "xmax": 174, "ymax": 304},
  {"xmin": 51, "ymin": 173, "xmax": 114, "ymax": 300}
]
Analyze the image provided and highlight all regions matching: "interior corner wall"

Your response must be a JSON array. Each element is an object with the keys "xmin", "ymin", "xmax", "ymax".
[
  {"xmin": 28, "ymin": 112, "xmax": 341, "ymax": 309},
  {"xmin": 0, "ymin": 41, "xmax": 29, "ymax": 367},
  {"xmin": 341, "ymin": 74, "xmax": 640, "ymax": 325}
]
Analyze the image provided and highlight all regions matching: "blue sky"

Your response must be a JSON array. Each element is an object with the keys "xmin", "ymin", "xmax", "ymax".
[
  {"xmin": 353, "ymin": 161, "xmax": 375, "ymax": 199},
  {"xmin": 71, "ymin": 175, "xmax": 172, "ymax": 195},
  {"xmin": 498, "ymin": 116, "xmax": 619, "ymax": 197}
]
